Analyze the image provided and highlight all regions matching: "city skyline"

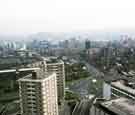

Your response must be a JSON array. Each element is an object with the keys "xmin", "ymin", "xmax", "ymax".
[
  {"xmin": 1, "ymin": 29, "xmax": 135, "ymax": 42},
  {"xmin": 1, "ymin": 0, "xmax": 135, "ymax": 115}
]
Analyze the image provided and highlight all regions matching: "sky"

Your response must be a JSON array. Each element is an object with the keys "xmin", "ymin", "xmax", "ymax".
[{"xmin": 0, "ymin": 0, "xmax": 135, "ymax": 35}]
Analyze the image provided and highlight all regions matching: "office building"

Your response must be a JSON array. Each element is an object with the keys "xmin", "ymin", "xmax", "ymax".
[
  {"xmin": 18, "ymin": 71, "xmax": 58, "ymax": 115},
  {"xmin": 85, "ymin": 40, "xmax": 91, "ymax": 50}
]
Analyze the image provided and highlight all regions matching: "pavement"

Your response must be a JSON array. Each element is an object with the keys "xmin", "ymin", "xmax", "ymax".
[
  {"xmin": 68, "ymin": 62, "xmax": 103, "ymax": 115},
  {"xmin": 69, "ymin": 77, "xmax": 92, "ymax": 97},
  {"xmin": 85, "ymin": 62, "xmax": 104, "ymax": 78},
  {"xmin": 59, "ymin": 102, "xmax": 70, "ymax": 115},
  {"xmin": 72, "ymin": 96, "xmax": 96, "ymax": 115},
  {"xmin": 68, "ymin": 62, "xmax": 103, "ymax": 97}
]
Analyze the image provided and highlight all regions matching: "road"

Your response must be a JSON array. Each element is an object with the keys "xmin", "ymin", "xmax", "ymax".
[
  {"xmin": 63, "ymin": 102, "xmax": 70, "ymax": 115},
  {"xmin": 59, "ymin": 102, "xmax": 70, "ymax": 115},
  {"xmin": 68, "ymin": 62, "xmax": 103, "ymax": 115},
  {"xmin": 68, "ymin": 77, "xmax": 92, "ymax": 97},
  {"xmin": 85, "ymin": 62, "xmax": 104, "ymax": 78},
  {"xmin": 72, "ymin": 96, "xmax": 96, "ymax": 115},
  {"xmin": 68, "ymin": 62, "xmax": 103, "ymax": 97}
]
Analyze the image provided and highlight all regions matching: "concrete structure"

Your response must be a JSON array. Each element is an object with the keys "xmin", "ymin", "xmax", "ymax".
[
  {"xmin": 85, "ymin": 40, "xmax": 91, "ymax": 50},
  {"xmin": 103, "ymin": 78, "xmax": 135, "ymax": 100},
  {"xmin": 90, "ymin": 97, "xmax": 135, "ymax": 115},
  {"xmin": 111, "ymin": 79, "xmax": 135, "ymax": 100},
  {"xmin": 30, "ymin": 40, "xmax": 51, "ymax": 55},
  {"xmin": 24, "ymin": 57, "xmax": 65, "ymax": 104},
  {"xmin": 18, "ymin": 71, "xmax": 58, "ymax": 115},
  {"xmin": 45, "ymin": 57, "xmax": 65, "ymax": 104},
  {"xmin": 26, "ymin": 61, "xmax": 47, "ymax": 73},
  {"xmin": 103, "ymin": 82, "xmax": 111, "ymax": 100}
]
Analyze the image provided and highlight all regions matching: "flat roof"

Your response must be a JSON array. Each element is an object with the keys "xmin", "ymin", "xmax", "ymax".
[
  {"xmin": 0, "ymin": 67, "xmax": 40, "ymax": 74},
  {"xmin": 42, "ymin": 57, "xmax": 63, "ymax": 64},
  {"xmin": 101, "ymin": 98, "xmax": 135, "ymax": 115},
  {"xmin": 111, "ymin": 80, "xmax": 135, "ymax": 95},
  {"xmin": 18, "ymin": 72, "xmax": 56, "ymax": 82}
]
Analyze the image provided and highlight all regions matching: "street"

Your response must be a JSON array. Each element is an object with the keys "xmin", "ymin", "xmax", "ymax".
[
  {"xmin": 68, "ymin": 62, "xmax": 103, "ymax": 97},
  {"xmin": 59, "ymin": 102, "xmax": 70, "ymax": 115},
  {"xmin": 68, "ymin": 62, "xmax": 103, "ymax": 115}
]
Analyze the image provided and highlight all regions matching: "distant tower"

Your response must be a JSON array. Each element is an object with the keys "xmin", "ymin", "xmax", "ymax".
[
  {"xmin": 39, "ymin": 40, "xmax": 50, "ymax": 55},
  {"xmin": 85, "ymin": 40, "xmax": 91, "ymax": 50},
  {"xmin": 18, "ymin": 71, "xmax": 58, "ymax": 115},
  {"xmin": 64, "ymin": 40, "xmax": 69, "ymax": 48},
  {"xmin": 85, "ymin": 40, "xmax": 91, "ymax": 61}
]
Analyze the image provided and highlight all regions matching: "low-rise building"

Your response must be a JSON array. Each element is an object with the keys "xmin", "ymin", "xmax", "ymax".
[
  {"xmin": 90, "ymin": 97, "xmax": 135, "ymax": 115},
  {"xmin": 103, "ymin": 74, "xmax": 135, "ymax": 100}
]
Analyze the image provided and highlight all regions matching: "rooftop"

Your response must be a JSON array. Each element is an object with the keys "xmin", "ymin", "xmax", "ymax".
[
  {"xmin": 104, "ymin": 70, "xmax": 135, "ymax": 95},
  {"xmin": 42, "ymin": 57, "xmax": 63, "ymax": 64},
  {"xmin": 101, "ymin": 98, "xmax": 135, "ymax": 115},
  {"xmin": 104, "ymin": 69, "xmax": 135, "ymax": 83},
  {"xmin": 18, "ymin": 71, "xmax": 56, "ymax": 82},
  {"xmin": 111, "ymin": 80, "xmax": 135, "ymax": 95}
]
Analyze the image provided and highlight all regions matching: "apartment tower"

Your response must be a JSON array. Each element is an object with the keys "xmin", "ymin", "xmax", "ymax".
[
  {"xmin": 18, "ymin": 71, "xmax": 58, "ymax": 115},
  {"xmin": 24, "ymin": 57, "xmax": 65, "ymax": 104},
  {"xmin": 44, "ymin": 57, "xmax": 65, "ymax": 104}
]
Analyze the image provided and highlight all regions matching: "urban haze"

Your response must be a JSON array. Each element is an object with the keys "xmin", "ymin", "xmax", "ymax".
[{"xmin": 0, "ymin": 0, "xmax": 135, "ymax": 115}]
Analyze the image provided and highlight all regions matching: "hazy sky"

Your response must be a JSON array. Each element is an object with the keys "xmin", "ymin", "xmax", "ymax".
[{"xmin": 0, "ymin": 0, "xmax": 135, "ymax": 35}]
